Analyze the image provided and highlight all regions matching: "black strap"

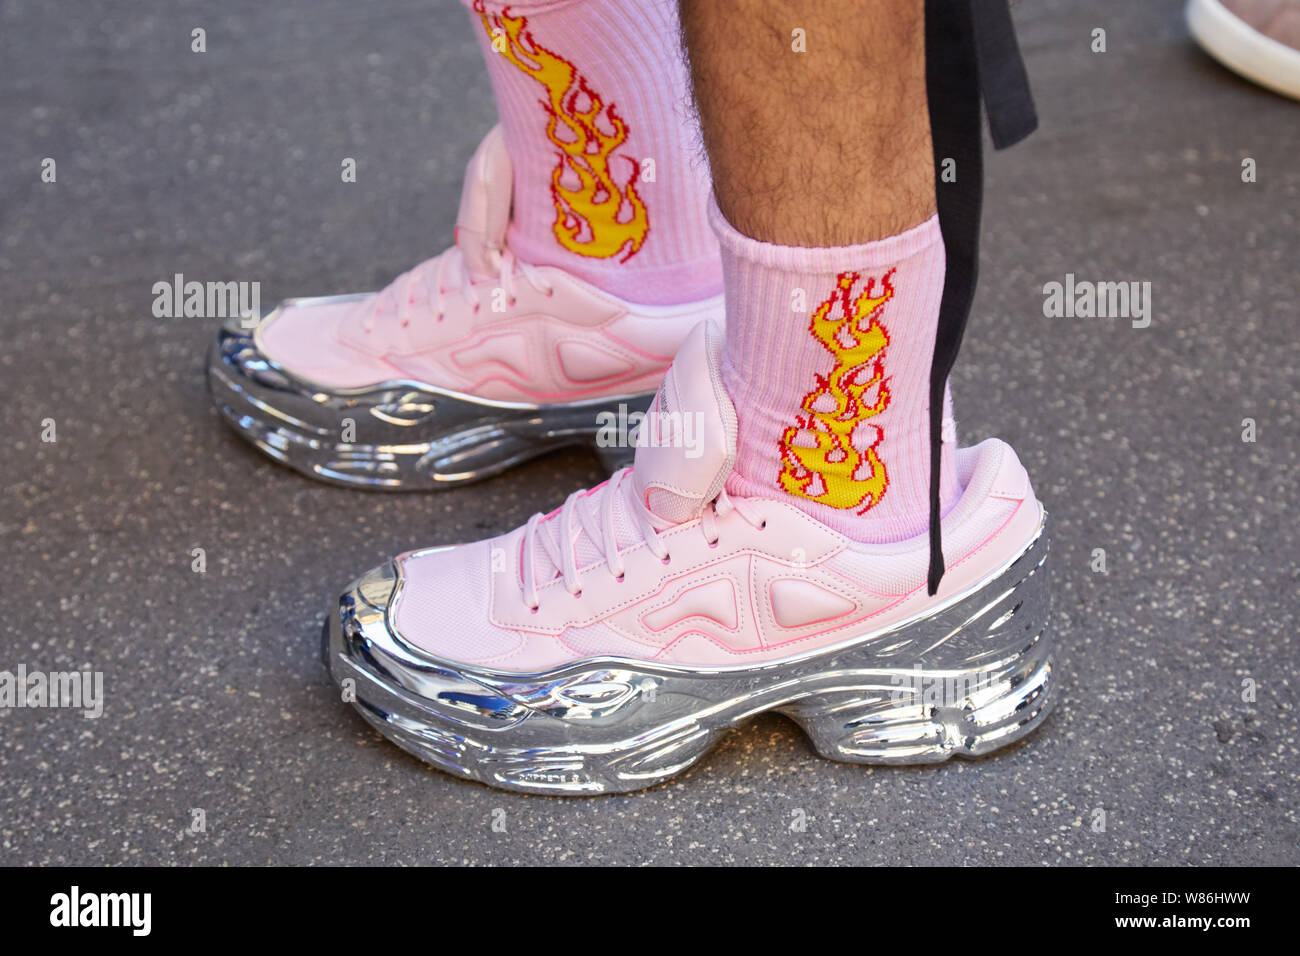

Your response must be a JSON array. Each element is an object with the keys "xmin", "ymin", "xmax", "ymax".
[{"xmin": 923, "ymin": 0, "xmax": 1037, "ymax": 596}]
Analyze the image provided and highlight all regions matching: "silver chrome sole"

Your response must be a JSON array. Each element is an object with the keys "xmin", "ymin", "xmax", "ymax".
[
  {"xmin": 206, "ymin": 298, "xmax": 649, "ymax": 489},
  {"xmin": 323, "ymin": 513, "xmax": 1056, "ymax": 795}
]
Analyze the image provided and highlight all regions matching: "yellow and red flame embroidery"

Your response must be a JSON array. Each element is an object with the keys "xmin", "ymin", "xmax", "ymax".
[
  {"xmin": 778, "ymin": 270, "xmax": 895, "ymax": 512},
  {"xmin": 475, "ymin": 2, "xmax": 649, "ymax": 262}
]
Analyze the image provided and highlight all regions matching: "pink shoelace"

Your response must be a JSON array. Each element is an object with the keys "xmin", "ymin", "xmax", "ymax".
[
  {"xmin": 361, "ymin": 243, "xmax": 554, "ymax": 334},
  {"xmin": 519, "ymin": 467, "xmax": 767, "ymax": 612}
]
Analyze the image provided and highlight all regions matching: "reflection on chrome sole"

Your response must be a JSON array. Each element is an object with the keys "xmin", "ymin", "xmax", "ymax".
[
  {"xmin": 323, "ymin": 516, "xmax": 1056, "ymax": 795},
  {"xmin": 206, "ymin": 299, "xmax": 649, "ymax": 489}
]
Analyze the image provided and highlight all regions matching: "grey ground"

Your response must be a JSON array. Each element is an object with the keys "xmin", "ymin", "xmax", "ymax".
[{"xmin": 1, "ymin": 0, "xmax": 1296, "ymax": 866}]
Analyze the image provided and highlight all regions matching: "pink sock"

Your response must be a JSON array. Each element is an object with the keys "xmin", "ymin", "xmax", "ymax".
[
  {"xmin": 465, "ymin": 0, "xmax": 720, "ymax": 306},
  {"xmin": 713, "ymin": 199, "xmax": 961, "ymax": 544}
]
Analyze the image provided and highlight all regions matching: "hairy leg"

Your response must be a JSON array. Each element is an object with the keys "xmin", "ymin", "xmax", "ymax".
[
  {"xmin": 680, "ymin": 0, "xmax": 957, "ymax": 544},
  {"xmin": 681, "ymin": 0, "xmax": 935, "ymax": 245}
]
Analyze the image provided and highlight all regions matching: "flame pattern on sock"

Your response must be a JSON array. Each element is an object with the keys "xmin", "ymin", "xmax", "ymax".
[
  {"xmin": 778, "ymin": 270, "xmax": 895, "ymax": 512},
  {"xmin": 475, "ymin": 2, "xmax": 649, "ymax": 262}
]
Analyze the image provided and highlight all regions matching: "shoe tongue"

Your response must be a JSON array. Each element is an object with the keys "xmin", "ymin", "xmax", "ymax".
[
  {"xmin": 633, "ymin": 320, "xmax": 738, "ymax": 524},
  {"xmin": 454, "ymin": 124, "xmax": 512, "ymax": 281},
  {"xmin": 528, "ymin": 322, "xmax": 735, "ymax": 585}
]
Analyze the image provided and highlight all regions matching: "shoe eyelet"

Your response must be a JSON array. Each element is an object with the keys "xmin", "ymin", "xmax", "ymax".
[
  {"xmin": 529, "ymin": 605, "xmax": 540, "ymax": 614},
  {"xmin": 472, "ymin": 304, "xmax": 480, "ymax": 314},
  {"xmin": 661, "ymin": 555, "xmax": 672, "ymax": 566},
  {"xmin": 614, "ymin": 573, "xmax": 625, "ymax": 583},
  {"xmin": 708, "ymin": 538, "xmax": 719, "ymax": 549},
  {"xmin": 758, "ymin": 520, "xmax": 767, "ymax": 531},
  {"xmin": 572, "ymin": 590, "xmax": 583, "ymax": 599},
  {"xmin": 508, "ymin": 296, "xmax": 517, "ymax": 307},
  {"xmin": 545, "ymin": 289, "xmax": 554, "ymax": 298},
  {"xmin": 436, "ymin": 313, "xmax": 444, "ymax": 322}
]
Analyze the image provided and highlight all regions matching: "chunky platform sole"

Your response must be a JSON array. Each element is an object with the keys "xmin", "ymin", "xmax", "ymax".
[
  {"xmin": 207, "ymin": 298, "xmax": 648, "ymax": 489},
  {"xmin": 323, "ymin": 512, "xmax": 1055, "ymax": 795}
]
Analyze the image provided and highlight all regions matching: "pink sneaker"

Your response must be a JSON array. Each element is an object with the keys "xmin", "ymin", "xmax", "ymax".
[
  {"xmin": 324, "ymin": 322, "xmax": 1056, "ymax": 794},
  {"xmin": 208, "ymin": 125, "xmax": 723, "ymax": 489},
  {"xmin": 1188, "ymin": 0, "xmax": 1300, "ymax": 100}
]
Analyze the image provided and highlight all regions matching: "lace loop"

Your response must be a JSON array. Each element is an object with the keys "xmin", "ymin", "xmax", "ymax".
[
  {"xmin": 518, "ymin": 469, "xmax": 766, "ymax": 611},
  {"xmin": 361, "ymin": 242, "xmax": 553, "ymax": 334}
]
